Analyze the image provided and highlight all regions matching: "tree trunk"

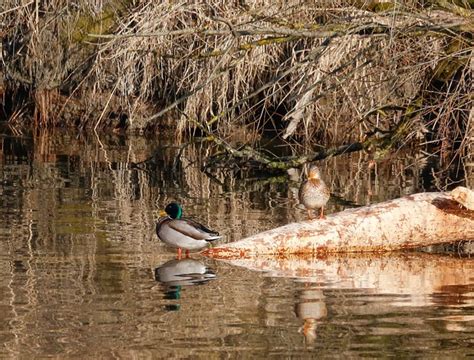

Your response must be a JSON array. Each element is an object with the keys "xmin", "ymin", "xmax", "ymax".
[{"xmin": 203, "ymin": 187, "xmax": 474, "ymax": 259}]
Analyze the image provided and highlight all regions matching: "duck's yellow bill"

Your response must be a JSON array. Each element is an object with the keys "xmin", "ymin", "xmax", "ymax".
[{"xmin": 159, "ymin": 210, "xmax": 167, "ymax": 217}]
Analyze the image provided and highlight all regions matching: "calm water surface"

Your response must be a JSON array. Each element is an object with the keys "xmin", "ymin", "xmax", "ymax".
[{"xmin": 1, "ymin": 129, "xmax": 473, "ymax": 358}]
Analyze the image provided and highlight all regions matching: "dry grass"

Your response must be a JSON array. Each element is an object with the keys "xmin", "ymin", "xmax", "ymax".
[{"xmin": 0, "ymin": 1, "xmax": 472, "ymax": 169}]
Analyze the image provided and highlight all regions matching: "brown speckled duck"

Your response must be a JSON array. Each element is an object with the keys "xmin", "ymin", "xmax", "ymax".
[{"xmin": 299, "ymin": 165, "xmax": 330, "ymax": 219}]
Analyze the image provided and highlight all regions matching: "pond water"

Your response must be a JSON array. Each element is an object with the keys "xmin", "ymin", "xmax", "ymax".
[{"xmin": 1, "ymin": 128, "xmax": 473, "ymax": 358}]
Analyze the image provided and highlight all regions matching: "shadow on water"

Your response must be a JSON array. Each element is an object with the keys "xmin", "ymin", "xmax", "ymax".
[{"xmin": 0, "ymin": 127, "xmax": 473, "ymax": 358}]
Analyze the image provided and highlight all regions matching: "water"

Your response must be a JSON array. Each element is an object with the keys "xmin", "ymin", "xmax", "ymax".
[{"xmin": 1, "ymin": 128, "xmax": 473, "ymax": 358}]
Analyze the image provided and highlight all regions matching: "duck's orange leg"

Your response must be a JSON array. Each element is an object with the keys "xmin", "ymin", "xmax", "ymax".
[
  {"xmin": 185, "ymin": 250, "xmax": 190, "ymax": 258},
  {"xmin": 319, "ymin": 207, "xmax": 326, "ymax": 219},
  {"xmin": 177, "ymin": 248, "xmax": 182, "ymax": 260}
]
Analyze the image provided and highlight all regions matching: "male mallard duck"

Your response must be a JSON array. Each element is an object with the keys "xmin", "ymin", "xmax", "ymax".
[
  {"xmin": 156, "ymin": 202, "xmax": 221, "ymax": 258},
  {"xmin": 299, "ymin": 164, "xmax": 330, "ymax": 219}
]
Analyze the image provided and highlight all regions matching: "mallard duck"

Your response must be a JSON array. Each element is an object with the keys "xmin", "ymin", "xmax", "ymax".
[
  {"xmin": 156, "ymin": 202, "xmax": 221, "ymax": 258},
  {"xmin": 299, "ymin": 164, "xmax": 330, "ymax": 219}
]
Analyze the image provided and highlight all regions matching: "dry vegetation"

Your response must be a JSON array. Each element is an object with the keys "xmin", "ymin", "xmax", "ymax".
[{"xmin": 0, "ymin": 1, "xmax": 472, "ymax": 172}]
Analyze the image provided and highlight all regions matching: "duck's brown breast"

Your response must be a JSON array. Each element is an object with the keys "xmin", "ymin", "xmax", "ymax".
[{"xmin": 299, "ymin": 179, "xmax": 330, "ymax": 209}]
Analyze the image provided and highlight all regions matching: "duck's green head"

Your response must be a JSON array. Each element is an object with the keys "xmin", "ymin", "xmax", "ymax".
[{"xmin": 165, "ymin": 202, "xmax": 183, "ymax": 219}]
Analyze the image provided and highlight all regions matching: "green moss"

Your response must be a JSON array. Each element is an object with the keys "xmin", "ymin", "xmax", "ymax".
[
  {"xmin": 72, "ymin": 9, "xmax": 117, "ymax": 43},
  {"xmin": 71, "ymin": 1, "xmax": 135, "ymax": 43},
  {"xmin": 432, "ymin": 0, "xmax": 473, "ymax": 16},
  {"xmin": 368, "ymin": 2, "xmax": 396, "ymax": 12},
  {"xmin": 433, "ymin": 38, "xmax": 471, "ymax": 82}
]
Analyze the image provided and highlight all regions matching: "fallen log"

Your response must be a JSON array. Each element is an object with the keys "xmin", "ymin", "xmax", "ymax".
[{"xmin": 203, "ymin": 187, "xmax": 474, "ymax": 259}]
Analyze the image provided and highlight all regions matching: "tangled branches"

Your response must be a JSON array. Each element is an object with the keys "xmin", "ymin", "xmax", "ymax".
[{"xmin": 0, "ymin": 1, "xmax": 472, "ymax": 173}]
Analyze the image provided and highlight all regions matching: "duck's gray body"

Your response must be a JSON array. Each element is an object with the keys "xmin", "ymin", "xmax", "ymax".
[{"xmin": 156, "ymin": 216, "xmax": 221, "ymax": 251}]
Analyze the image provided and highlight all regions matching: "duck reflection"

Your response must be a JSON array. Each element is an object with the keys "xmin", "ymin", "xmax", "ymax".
[
  {"xmin": 295, "ymin": 286, "xmax": 327, "ymax": 345},
  {"xmin": 155, "ymin": 258, "xmax": 216, "ymax": 286},
  {"xmin": 155, "ymin": 258, "xmax": 216, "ymax": 287},
  {"xmin": 154, "ymin": 258, "xmax": 216, "ymax": 310}
]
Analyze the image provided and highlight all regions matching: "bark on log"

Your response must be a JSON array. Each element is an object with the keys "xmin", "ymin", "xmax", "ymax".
[{"xmin": 202, "ymin": 187, "xmax": 474, "ymax": 259}]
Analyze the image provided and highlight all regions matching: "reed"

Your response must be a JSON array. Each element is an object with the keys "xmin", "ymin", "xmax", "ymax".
[{"xmin": 0, "ymin": 1, "xmax": 472, "ymax": 168}]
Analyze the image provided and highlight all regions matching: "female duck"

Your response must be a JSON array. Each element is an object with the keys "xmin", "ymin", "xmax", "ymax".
[
  {"xmin": 299, "ymin": 164, "xmax": 330, "ymax": 219},
  {"xmin": 156, "ymin": 202, "xmax": 221, "ymax": 258}
]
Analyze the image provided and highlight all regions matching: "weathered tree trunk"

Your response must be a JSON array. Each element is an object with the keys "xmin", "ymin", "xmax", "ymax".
[{"xmin": 203, "ymin": 187, "xmax": 474, "ymax": 259}]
